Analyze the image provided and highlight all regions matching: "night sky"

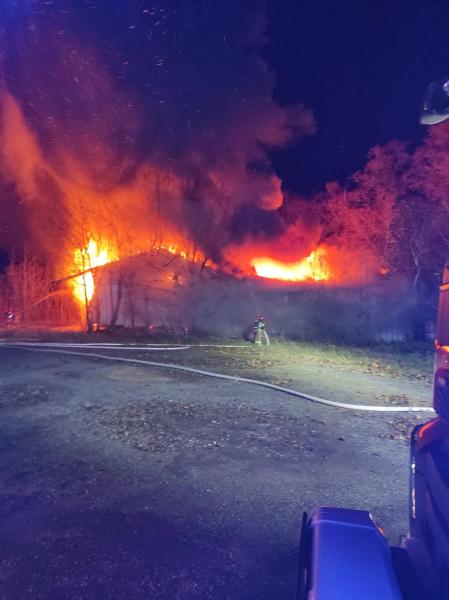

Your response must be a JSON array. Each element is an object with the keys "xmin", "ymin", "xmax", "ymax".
[
  {"xmin": 1, "ymin": 0, "xmax": 449, "ymax": 263},
  {"xmin": 265, "ymin": 0, "xmax": 449, "ymax": 193}
]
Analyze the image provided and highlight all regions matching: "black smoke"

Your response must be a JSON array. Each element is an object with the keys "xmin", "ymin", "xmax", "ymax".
[{"xmin": 0, "ymin": 0, "xmax": 314, "ymax": 257}]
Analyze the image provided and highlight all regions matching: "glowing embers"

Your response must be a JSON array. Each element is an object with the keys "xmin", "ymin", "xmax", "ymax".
[
  {"xmin": 164, "ymin": 244, "xmax": 188, "ymax": 259},
  {"xmin": 160, "ymin": 242, "xmax": 207, "ymax": 265},
  {"xmin": 251, "ymin": 248, "xmax": 330, "ymax": 282},
  {"xmin": 71, "ymin": 238, "xmax": 118, "ymax": 306}
]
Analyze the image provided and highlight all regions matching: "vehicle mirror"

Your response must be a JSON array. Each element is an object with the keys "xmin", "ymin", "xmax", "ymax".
[{"xmin": 420, "ymin": 79, "xmax": 449, "ymax": 125}]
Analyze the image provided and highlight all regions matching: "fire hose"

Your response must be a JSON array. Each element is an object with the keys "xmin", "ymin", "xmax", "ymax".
[
  {"xmin": 0, "ymin": 342, "xmax": 435, "ymax": 414},
  {"xmin": 1, "ymin": 341, "xmax": 191, "ymax": 351}
]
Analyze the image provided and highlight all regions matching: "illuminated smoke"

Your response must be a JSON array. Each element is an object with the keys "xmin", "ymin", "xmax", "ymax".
[{"xmin": 0, "ymin": 0, "xmax": 315, "ymax": 276}]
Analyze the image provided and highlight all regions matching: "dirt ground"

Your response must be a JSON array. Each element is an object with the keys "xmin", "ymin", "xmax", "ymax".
[{"xmin": 0, "ymin": 339, "xmax": 434, "ymax": 599}]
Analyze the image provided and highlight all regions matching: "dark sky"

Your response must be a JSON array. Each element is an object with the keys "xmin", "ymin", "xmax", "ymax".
[{"xmin": 265, "ymin": 0, "xmax": 449, "ymax": 194}]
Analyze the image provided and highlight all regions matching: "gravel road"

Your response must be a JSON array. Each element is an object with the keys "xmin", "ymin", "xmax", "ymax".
[{"xmin": 0, "ymin": 345, "xmax": 431, "ymax": 599}]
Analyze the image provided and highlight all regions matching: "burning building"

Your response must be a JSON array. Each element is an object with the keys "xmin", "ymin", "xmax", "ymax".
[
  {"xmin": 0, "ymin": 1, "xmax": 405, "ymax": 340},
  {"xmin": 65, "ymin": 242, "xmax": 408, "ymax": 344}
]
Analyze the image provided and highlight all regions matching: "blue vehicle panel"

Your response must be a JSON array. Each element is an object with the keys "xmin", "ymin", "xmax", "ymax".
[{"xmin": 306, "ymin": 507, "xmax": 402, "ymax": 600}]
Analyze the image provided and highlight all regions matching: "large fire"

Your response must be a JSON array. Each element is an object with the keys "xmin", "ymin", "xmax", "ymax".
[
  {"xmin": 251, "ymin": 248, "xmax": 330, "ymax": 282},
  {"xmin": 69, "ymin": 237, "xmax": 205, "ymax": 309},
  {"xmin": 69, "ymin": 240, "xmax": 330, "ymax": 311},
  {"xmin": 71, "ymin": 239, "xmax": 118, "ymax": 307}
]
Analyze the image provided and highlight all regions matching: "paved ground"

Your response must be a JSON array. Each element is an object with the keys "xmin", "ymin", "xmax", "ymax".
[{"xmin": 0, "ymin": 344, "xmax": 433, "ymax": 599}]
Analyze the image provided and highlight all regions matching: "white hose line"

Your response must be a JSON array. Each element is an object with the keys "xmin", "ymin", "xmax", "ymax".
[
  {"xmin": 0, "ymin": 341, "xmax": 193, "ymax": 347},
  {"xmin": 1, "ymin": 341, "xmax": 145, "ymax": 347},
  {"xmin": 1, "ymin": 342, "xmax": 190, "ymax": 351},
  {"xmin": 0, "ymin": 341, "xmax": 251, "ymax": 349},
  {"xmin": 1, "ymin": 344, "xmax": 435, "ymax": 414},
  {"xmin": 182, "ymin": 345, "xmax": 253, "ymax": 348}
]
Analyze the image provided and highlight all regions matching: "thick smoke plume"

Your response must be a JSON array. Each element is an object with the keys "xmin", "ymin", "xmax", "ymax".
[{"xmin": 0, "ymin": 0, "xmax": 315, "ymax": 273}]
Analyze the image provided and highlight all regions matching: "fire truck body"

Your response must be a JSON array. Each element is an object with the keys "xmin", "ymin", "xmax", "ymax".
[{"xmin": 434, "ymin": 264, "xmax": 449, "ymax": 421}]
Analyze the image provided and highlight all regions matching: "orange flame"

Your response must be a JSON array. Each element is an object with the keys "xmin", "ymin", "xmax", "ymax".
[
  {"xmin": 251, "ymin": 248, "xmax": 330, "ymax": 282},
  {"xmin": 69, "ymin": 237, "xmax": 206, "ymax": 309},
  {"xmin": 71, "ymin": 239, "xmax": 118, "ymax": 306}
]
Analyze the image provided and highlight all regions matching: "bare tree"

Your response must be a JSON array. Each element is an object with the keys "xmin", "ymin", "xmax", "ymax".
[{"xmin": 5, "ymin": 246, "xmax": 77, "ymax": 326}]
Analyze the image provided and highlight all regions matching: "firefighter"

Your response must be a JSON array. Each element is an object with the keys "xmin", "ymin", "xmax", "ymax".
[{"xmin": 253, "ymin": 314, "xmax": 270, "ymax": 345}]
